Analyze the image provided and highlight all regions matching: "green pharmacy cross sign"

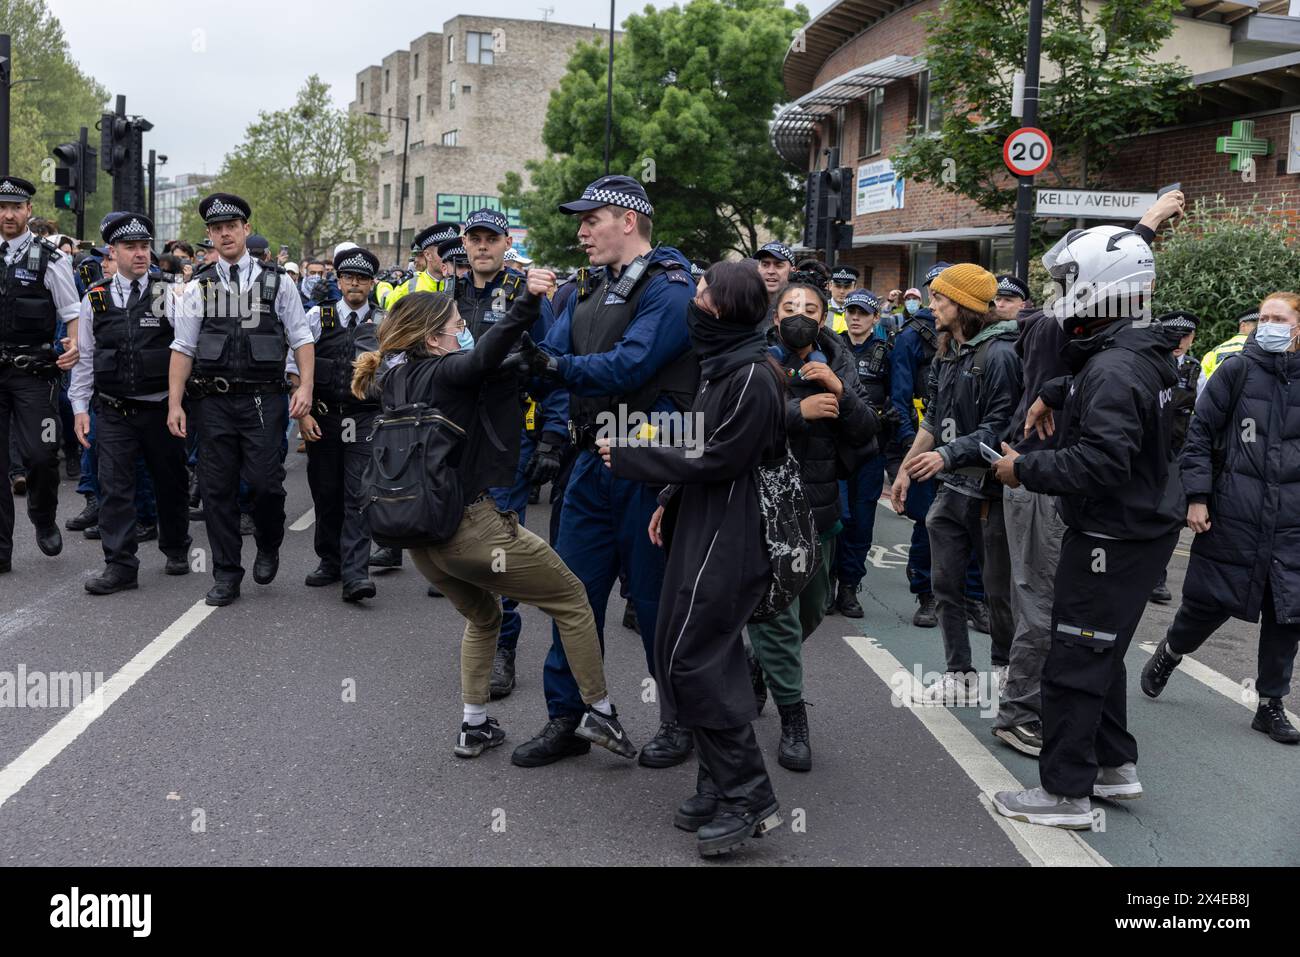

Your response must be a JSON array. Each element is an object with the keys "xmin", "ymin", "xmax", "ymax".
[{"xmin": 1216, "ymin": 120, "xmax": 1272, "ymax": 172}]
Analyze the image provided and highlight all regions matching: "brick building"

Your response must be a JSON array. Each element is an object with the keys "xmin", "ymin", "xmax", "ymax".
[
  {"xmin": 773, "ymin": 0, "xmax": 1300, "ymax": 294},
  {"xmin": 351, "ymin": 15, "xmax": 614, "ymax": 266}
]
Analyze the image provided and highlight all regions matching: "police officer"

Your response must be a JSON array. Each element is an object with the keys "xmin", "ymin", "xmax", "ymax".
[
  {"xmin": 167, "ymin": 193, "xmax": 315, "ymax": 606},
  {"xmin": 383, "ymin": 221, "xmax": 458, "ymax": 309},
  {"xmin": 827, "ymin": 266, "xmax": 859, "ymax": 335},
  {"xmin": 70, "ymin": 213, "xmax": 191, "ymax": 593},
  {"xmin": 511, "ymin": 175, "xmax": 697, "ymax": 769},
  {"xmin": 1149, "ymin": 309, "xmax": 1200, "ymax": 605},
  {"xmin": 754, "ymin": 241, "xmax": 795, "ymax": 305},
  {"xmin": 994, "ymin": 274, "xmax": 1031, "ymax": 322},
  {"xmin": 0, "ymin": 175, "xmax": 82, "ymax": 573},
  {"xmin": 830, "ymin": 290, "xmax": 896, "ymax": 618},
  {"xmin": 451, "ymin": 208, "xmax": 568, "ymax": 698},
  {"xmin": 1201, "ymin": 308, "xmax": 1257, "ymax": 385},
  {"xmin": 292, "ymin": 246, "xmax": 381, "ymax": 603}
]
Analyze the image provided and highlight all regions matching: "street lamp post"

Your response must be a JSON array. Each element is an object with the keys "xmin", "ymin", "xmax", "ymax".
[{"xmin": 363, "ymin": 111, "xmax": 410, "ymax": 267}]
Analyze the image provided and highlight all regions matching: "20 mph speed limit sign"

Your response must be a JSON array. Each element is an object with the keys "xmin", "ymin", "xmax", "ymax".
[{"xmin": 1003, "ymin": 127, "xmax": 1053, "ymax": 177}]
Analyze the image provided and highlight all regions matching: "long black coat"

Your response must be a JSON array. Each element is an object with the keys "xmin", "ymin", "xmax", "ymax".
[
  {"xmin": 610, "ymin": 359, "xmax": 785, "ymax": 729},
  {"xmin": 1180, "ymin": 339, "xmax": 1300, "ymax": 624}
]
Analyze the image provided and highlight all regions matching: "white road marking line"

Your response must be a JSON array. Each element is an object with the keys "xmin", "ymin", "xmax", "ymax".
[
  {"xmin": 1136, "ymin": 641, "xmax": 1299, "ymax": 725},
  {"xmin": 0, "ymin": 599, "xmax": 217, "ymax": 811},
  {"xmin": 843, "ymin": 633, "xmax": 1108, "ymax": 868},
  {"xmin": 289, "ymin": 507, "xmax": 315, "ymax": 532}
]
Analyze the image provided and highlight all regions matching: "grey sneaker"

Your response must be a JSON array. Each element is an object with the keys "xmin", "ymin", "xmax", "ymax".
[
  {"xmin": 575, "ymin": 705, "xmax": 637, "ymax": 758},
  {"xmin": 1093, "ymin": 762, "xmax": 1143, "ymax": 800},
  {"xmin": 992, "ymin": 787, "xmax": 1093, "ymax": 829}
]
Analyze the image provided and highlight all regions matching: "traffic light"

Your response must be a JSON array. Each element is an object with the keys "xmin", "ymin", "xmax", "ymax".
[
  {"xmin": 802, "ymin": 165, "xmax": 854, "ymax": 256},
  {"xmin": 803, "ymin": 170, "xmax": 828, "ymax": 249},
  {"xmin": 100, "ymin": 103, "xmax": 150, "ymax": 212},
  {"xmin": 52, "ymin": 142, "xmax": 79, "ymax": 210},
  {"xmin": 825, "ymin": 166, "xmax": 853, "ymax": 222},
  {"xmin": 50, "ymin": 136, "xmax": 97, "ymax": 222}
]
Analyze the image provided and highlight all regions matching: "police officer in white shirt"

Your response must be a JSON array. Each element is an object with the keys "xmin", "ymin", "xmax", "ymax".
[
  {"xmin": 166, "ymin": 193, "xmax": 314, "ymax": 606},
  {"xmin": 71, "ymin": 212, "xmax": 191, "ymax": 594},
  {"xmin": 0, "ymin": 174, "xmax": 81, "ymax": 573}
]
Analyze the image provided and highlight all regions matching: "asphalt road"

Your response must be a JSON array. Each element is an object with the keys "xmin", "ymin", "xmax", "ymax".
[{"xmin": 0, "ymin": 453, "xmax": 1295, "ymax": 866}]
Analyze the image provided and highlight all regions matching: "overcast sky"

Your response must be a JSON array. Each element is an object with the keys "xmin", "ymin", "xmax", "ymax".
[{"xmin": 46, "ymin": 0, "xmax": 834, "ymax": 179}]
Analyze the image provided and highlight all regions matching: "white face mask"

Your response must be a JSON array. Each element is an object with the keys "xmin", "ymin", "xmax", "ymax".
[{"xmin": 1255, "ymin": 321, "xmax": 1298, "ymax": 353}]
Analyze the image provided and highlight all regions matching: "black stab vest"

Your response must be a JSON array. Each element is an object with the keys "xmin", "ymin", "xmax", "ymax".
[
  {"xmin": 313, "ymin": 302, "xmax": 379, "ymax": 407},
  {"xmin": 191, "ymin": 260, "xmax": 288, "ymax": 384},
  {"xmin": 88, "ymin": 279, "xmax": 175, "ymax": 397},
  {"xmin": 0, "ymin": 238, "xmax": 58, "ymax": 352}
]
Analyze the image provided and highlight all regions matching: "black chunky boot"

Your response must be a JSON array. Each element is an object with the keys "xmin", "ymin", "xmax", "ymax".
[
  {"xmin": 674, "ymin": 763, "xmax": 720, "ymax": 832},
  {"xmin": 776, "ymin": 701, "xmax": 812, "ymax": 772},
  {"xmin": 696, "ymin": 799, "xmax": 782, "ymax": 857}
]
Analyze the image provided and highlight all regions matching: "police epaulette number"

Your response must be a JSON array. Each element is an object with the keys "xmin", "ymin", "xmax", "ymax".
[{"xmin": 665, "ymin": 268, "xmax": 690, "ymax": 285}]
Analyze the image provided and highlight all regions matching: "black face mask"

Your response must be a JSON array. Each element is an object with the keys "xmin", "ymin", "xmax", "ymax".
[{"xmin": 779, "ymin": 314, "xmax": 820, "ymax": 351}]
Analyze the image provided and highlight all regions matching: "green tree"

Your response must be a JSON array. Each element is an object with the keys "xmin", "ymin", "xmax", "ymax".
[
  {"xmin": 1152, "ymin": 196, "xmax": 1300, "ymax": 358},
  {"xmin": 501, "ymin": 0, "xmax": 807, "ymax": 267},
  {"xmin": 891, "ymin": 0, "xmax": 1191, "ymax": 215},
  {"xmin": 202, "ymin": 75, "xmax": 383, "ymax": 259},
  {"xmin": 0, "ymin": 0, "xmax": 111, "ymax": 237}
]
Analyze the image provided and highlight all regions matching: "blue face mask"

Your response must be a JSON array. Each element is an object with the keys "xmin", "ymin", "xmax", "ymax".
[
  {"xmin": 456, "ymin": 326, "xmax": 475, "ymax": 350},
  {"xmin": 1255, "ymin": 321, "xmax": 1297, "ymax": 353},
  {"xmin": 904, "ymin": 299, "xmax": 921, "ymax": 315}
]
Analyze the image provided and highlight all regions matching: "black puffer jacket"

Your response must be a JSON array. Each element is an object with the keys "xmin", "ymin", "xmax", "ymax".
[
  {"xmin": 1180, "ymin": 340, "xmax": 1300, "ymax": 624},
  {"xmin": 768, "ymin": 326, "xmax": 879, "ymax": 533},
  {"xmin": 1015, "ymin": 319, "xmax": 1186, "ymax": 540}
]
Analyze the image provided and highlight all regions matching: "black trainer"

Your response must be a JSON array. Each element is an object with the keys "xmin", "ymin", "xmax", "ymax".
[
  {"xmin": 1251, "ymin": 698, "xmax": 1300, "ymax": 744},
  {"xmin": 65, "ymin": 494, "xmax": 98, "ymax": 531},
  {"xmin": 638, "ymin": 721, "xmax": 693, "ymax": 768},
  {"xmin": 135, "ymin": 522, "xmax": 158, "ymax": 543},
  {"xmin": 966, "ymin": 599, "xmax": 991, "ymax": 635},
  {"xmin": 837, "ymin": 582, "xmax": 864, "ymax": 619},
  {"xmin": 489, "ymin": 647, "xmax": 515, "ymax": 699},
  {"xmin": 427, "ymin": 584, "xmax": 443, "ymax": 597},
  {"xmin": 697, "ymin": 799, "xmax": 782, "ymax": 857},
  {"xmin": 776, "ymin": 701, "xmax": 812, "ymax": 772},
  {"xmin": 511, "ymin": 715, "xmax": 591, "ymax": 767},
  {"xmin": 748, "ymin": 646, "xmax": 768, "ymax": 716},
  {"xmin": 1140, "ymin": 639, "xmax": 1182, "ymax": 698},
  {"xmin": 913, "ymin": 593, "xmax": 938, "ymax": 628},
  {"xmin": 82, "ymin": 525, "xmax": 101, "ymax": 540},
  {"xmin": 993, "ymin": 720, "xmax": 1043, "ymax": 758},
  {"xmin": 622, "ymin": 603, "xmax": 639, "ymax": 634},
  {"xmin": 369, "ymin": 546, "xmax": 402, "ymax": 569},
  {"xmin": 1149, "ymin": 570, "xmax": 1172, "ymax": 604},
  {"xmin": 454, "ymin": 717, "xmax": 506, "ymax": 758},
  {"xmin": 575, "ymin": 704, "xmax": 637, "ymax": 758},
  {"xmin": 164, "ymin": 554, "xmax": 190, "ymax": 576}
]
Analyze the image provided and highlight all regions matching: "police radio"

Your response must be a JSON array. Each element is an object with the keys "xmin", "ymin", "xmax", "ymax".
[{"xmin": 607, "ymin": 243, "xmax": 661, "ymax": 300}]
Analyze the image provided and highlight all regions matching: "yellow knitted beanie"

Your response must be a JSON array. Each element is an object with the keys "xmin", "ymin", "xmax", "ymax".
[{"xmin": 930, "ymin": 264, "xmax": 998, "ymax": 313}]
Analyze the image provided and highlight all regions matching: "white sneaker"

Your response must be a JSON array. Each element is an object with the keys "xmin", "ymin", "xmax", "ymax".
[
  {"xmin": 914, "ymin": 671, "xmax": 980, "ymax": 707},
  {"xmin": 1093, "ymin": 762, "xmax": 1143, "ymax": 800}
]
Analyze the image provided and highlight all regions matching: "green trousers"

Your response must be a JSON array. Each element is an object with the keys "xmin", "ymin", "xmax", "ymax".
[{"xmin": 746, "ymin": 530, "xmax": 836, "ymax": 707}]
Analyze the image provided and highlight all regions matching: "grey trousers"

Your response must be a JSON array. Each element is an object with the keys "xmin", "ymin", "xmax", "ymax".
[
  {"xmin": 926, "ymin": 484, "xmax": 1013, "ymax": 673},
  {"xmin": 995, "ymin": 485, "xmax": 1064, "ymax": 729}
]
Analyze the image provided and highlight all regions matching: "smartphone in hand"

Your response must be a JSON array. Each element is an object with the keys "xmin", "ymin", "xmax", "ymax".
[{"xmin": 979, "ymin": 441, "xmax": 1003, "ymax": 465}]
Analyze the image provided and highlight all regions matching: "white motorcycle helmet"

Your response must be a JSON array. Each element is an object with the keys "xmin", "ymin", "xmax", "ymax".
[
  {"xmin": 333, "ymin": 240, "xmax": 359, "ymax": 257},
  {"xmin": 1043, "ymin": 225, "xmax": 1155, "ymax": 332}
]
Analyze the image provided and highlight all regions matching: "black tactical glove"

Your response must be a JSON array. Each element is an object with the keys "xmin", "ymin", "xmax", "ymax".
[
  {"xmin": 523, "ymin": 436, "xmax": 565, "ymax": 485},
  {"xmin": 876, "ymin": 404, "xmax": 902, "ymax": 436},
  {"xmin": 499, "ymin": 333, "xmax": 559, "ymax": 378}
]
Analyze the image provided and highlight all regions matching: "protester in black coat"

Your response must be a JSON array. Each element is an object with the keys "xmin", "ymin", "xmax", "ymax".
[
  {"xmin": 1142, "ymin": 293, "xmax": 1300, "ymax": 744},
  {"xmin": 605, "ymin": 261, "xmax": 786, "ymax": 857}
]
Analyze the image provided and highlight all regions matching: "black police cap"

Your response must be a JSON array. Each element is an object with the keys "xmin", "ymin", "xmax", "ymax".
[
  {"xmin": 198, "ymin": 192, "xmax": 252, "ymax": 224},
  {"xmin": 334, "ymin": 246, "xmax": 380, "ymax": 278},
  {"xmin": 101, "ymin": 212, "xmax": 155, "ymax": 245}
]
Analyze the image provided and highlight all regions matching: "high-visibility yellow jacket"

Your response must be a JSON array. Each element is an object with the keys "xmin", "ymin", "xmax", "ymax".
[
  {"xmin": 1201, "ymin": 333, "xmax": 1248, "ymax": 380},
  {"xmin": 827, "ymin": 305, "xmax": 848, "ymax": 335},
  {"xmin": 384, "ymin": 270, "xmax": 449, "ymax": 309}
]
